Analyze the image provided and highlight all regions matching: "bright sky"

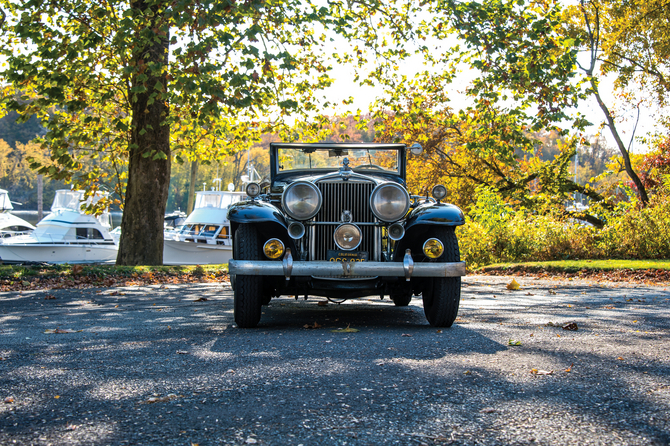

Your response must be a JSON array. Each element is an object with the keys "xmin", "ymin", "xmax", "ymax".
[{"xmin": 322, "ymin": 32, "xmax": 662, "ymax": 154}]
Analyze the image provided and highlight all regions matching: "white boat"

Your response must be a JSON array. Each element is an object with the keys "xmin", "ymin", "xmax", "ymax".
[
  {"xmin": 163, "ymin": 190, "xmax": 246, "ymax": 265},
  {"xmin": 0, "ymin": 190, "xmax": 118, "ymax": 264},
  {"xmin": 0, "ymin": 189, "xmax": 36, "ymax": 239}
]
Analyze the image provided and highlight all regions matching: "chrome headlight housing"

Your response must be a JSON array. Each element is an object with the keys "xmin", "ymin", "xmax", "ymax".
[
  {"xmin": 370, "ymin": 183, "xmax": 410, "ymax": 222},
  {"xmin": 333, "ymin": 224, "xmax": 362, "ymax": 250},
  {"xmin": 282, "ymin": 181, "xmax": 322, "ymax": 220}
]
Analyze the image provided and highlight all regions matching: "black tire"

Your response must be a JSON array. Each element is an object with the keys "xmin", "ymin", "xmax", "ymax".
[
  {"xmin": 233, "ymin": 224, "xmax": 263, "ymax": 328},
  {"xmin": 391, "ymin": 292, "xmax": 412, "ymax": 307},
  {"xmin": 422, "ymin": 227, "xmax": 461, "ymax": 327}
]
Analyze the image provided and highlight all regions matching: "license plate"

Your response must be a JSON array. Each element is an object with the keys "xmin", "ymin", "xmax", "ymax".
[{"xmin": 327, "ymin": 250, "xmax": 368, "ymax": 262}]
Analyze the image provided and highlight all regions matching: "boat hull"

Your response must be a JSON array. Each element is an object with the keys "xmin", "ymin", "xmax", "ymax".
[
  {"xmin": 163, "ymin": 240, "xmax": 232, "ymax": 265},
  {"xmin": 0, "ymin": 243, "xmax": 118, "ymax": 264}
]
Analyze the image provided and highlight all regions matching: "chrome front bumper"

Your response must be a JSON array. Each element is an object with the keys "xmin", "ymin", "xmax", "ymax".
[{"xmin": 228, "ymin": 249, "xmax": 466, "ymax": 281}]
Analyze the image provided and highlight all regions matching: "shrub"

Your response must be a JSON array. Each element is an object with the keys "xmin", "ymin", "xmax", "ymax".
[{"xmin": 456, "ymin": 179, "xmax": 670, "ymax": 268}]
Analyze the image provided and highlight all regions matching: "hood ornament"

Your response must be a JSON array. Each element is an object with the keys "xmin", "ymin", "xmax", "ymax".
[{"xmin": 339, "ymin": 157, "xmax": 352, "ymax": 179}]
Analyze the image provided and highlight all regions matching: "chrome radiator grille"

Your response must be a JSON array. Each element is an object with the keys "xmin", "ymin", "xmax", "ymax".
[{"xmin": 311, "ymin": 181, "xmax": 377, "ymax": 261}]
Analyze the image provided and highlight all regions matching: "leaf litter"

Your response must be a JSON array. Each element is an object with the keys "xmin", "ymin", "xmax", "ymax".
[{"xmin": 331, "ymin": 324, "xmax": 359, "ymax": 333}]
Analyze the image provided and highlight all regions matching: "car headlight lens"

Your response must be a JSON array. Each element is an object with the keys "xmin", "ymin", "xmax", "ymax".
[
  {"xmin": 333, "ymin": 224, "xmax": 362, "ymax": 250},
  {"xmin": 370, "ymin": 183, "xmax": 410, "ymax": 222},
  {"xmin": 263, "ymin": 238, "xmax": 284, "ymax": 259},
  {"xmin": 423, "ymin": 238, "xmax": 444, "ymax": 259},
  {"xmin": 246, "ymin": 182, "xmax": 261, "ymax": 198},
  {"xmin": 432, "ymin": 185, "xmax": 447, "ymax": 201},
  {"xmin": 282, "ymin": 181, "xmax": 322, "ymax": 220}
]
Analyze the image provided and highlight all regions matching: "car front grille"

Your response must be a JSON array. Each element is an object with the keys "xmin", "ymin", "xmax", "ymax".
[{"xmin": 311, "ymin": 180, "xmax": 377, "ymax": 261}]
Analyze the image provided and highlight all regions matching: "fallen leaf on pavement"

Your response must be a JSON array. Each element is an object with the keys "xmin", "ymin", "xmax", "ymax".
[
  {"xmin": 4, "ymin": 397, "xmax": 14, "ymax": 404},
  {"xmin": 562, "ymin": 322, "xmax": 578, "ymax": 331},
  {"xmin": 44, "ymin": 294, "xmax": 56, "ymax": 300},
  {"xmin": 508, "ymin": 339, "xmax": 522, "ymax": 346},
  {"xmin": 506, "ymin": 279, "xmax": 521, "ymax": 290},
  {"xmin": 194, "ymin": 297, "xmax": 208, "ymax": 302},
  {"xmin": 141, "ymin": 394, "xmax": 181, "ymax": 404},
  {"xmin": 176, "ymin": 351, "xmax": 188, "ymax": 355},
  {"xmin": 617, "ymin": 356, "xmax": 624, "ymax": 360},
  {"xmin": 332, "ymin": 325, "xmax": 359, "ymax": 333},
  {"xmin": 548, "ymin": 289, "xmax": 557, "ymax": 295},
  {"xmin": 480, "ymin": 408, "xmax": 497, "ymax": 413},
  {"xmin": 303, "ymin": 321, "xmax": 322, "ymax": 329},
  {"xmin": 565, "ymin": 363, "xmax": 573, "ymax": 373},
  {"xmin": 317, "ymin": 301, "xmax": 328, "ymax": 306},
  {"xmin": 530, "ymin": 369, "xmax": 553, "ymax": 375},
  {"xmin": 402, "ymin": 333, "xmax": 413, "ymax": 337}
]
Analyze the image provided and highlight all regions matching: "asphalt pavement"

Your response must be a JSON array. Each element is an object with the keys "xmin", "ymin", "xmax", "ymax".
[{"xmin": 1, "ymin": 275, "xmax": 669, "ymax": 445}]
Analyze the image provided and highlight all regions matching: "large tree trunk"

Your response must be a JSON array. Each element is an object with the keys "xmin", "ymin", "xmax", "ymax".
[{"xmin": 116, "ymin": 2, "xmax": 170, "ymax": 265}]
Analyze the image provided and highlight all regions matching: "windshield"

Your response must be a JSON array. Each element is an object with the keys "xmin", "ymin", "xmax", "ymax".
[
  {"xmin": 194, "ymin": 192, "xmax": 244, "ymax": 210},
  {"xmin": 51, "ymin": 190, "xmax": 85, "ymax": 211},
  {"xmin": 277, "ymin": 147, "xmax": 400, "ymax": 174},
  {"xmin": 51, "ymin": 190, "xmax": 106, "ymax": 212}
]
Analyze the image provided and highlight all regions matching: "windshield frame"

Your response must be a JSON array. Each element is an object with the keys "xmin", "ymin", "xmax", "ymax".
[{"xmin": 270, "ymin": 143, "xmax": 406, "ymax": 181}]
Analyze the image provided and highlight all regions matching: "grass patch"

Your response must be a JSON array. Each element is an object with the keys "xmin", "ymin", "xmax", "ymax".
[
  {"xmin": 478, "ymin": 259, "xmax": 670, "ymax": 273},
  {"xmin": 0, "ymin": 263, "xmax": 228, "ymax": 280}
]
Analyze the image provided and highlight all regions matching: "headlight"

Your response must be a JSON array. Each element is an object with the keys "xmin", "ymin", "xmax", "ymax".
[
  {"xmin": 370, "ymin": 183, "xmax": 410, "ymax": 222},
  {"xmin": 282, "ymin": 181, "xmax": 322, "ymax": 220},
  {"xmin": 432, "ymin": 185, "xmax": 447, "ymax": 201},
  {"xmin": 423, "ymin": 238, "xmax": 444, "ymax": 259},
  {"xmin": 263, "ymin": 238, "xmax": 284, "ymax": 259},
  {"xmin": 333, "ymin": 224, "xmax": 362, "ymax": 250},
  {"xmin": 246, "ymin": 182, "xmax": 261, "ymax": 198}
]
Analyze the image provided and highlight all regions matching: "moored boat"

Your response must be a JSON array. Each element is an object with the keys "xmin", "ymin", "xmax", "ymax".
[
  {"xmin": 163, "ymin": 190, "xmax": 246, "ymax": 265},
  {"xmin": 0, "ymin": 190, "xmax": 117, "ymax": 264},
  {"xmin": 0, "ymin": 189, "xmax": 35, "ymax": 239}
]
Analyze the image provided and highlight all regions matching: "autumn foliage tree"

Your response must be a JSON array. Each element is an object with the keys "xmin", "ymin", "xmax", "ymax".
[
  {"xmin": 563, "ymin": 0, "xmax": 670, "ymax": 206},
  {"xmin": 0, "ymin": 0, "xmax": 391, "ymax": 264}
]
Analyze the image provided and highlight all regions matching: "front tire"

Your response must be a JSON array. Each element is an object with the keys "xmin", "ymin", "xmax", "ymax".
[
  {"xmin": 233, "ymin": 224, "xmax": 263, "ymax": 328},
  {"xmin": 422, "ymin": 227, "xmax": 461, "ymax": 327}
]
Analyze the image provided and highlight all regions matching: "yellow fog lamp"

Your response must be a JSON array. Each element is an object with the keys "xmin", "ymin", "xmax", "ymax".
[
  {"xmin": 263, "ymin": 238, "xmax": 285, "ymax": 259},
  {"xmin": 423, "ymin": 238, "xmax": 444, "ymax": 259}
]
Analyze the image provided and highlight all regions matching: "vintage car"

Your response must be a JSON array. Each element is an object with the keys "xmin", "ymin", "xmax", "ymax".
[{"xmin": 227, "ymin": 142, "xmax": 466, "ymax": 328}]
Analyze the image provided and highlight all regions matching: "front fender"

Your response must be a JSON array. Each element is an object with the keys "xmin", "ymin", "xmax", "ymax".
[
  {"xmin": 393, "ymin": 203, "xmax": 465, "ymax": 262},
  {"xmin": 228, "ymin": 200, "xmax": 287, "ymax": 225},
  {"xmin": 405, "ymin": 202, "xmax": 465, "ymax": 231},
  {"xmin": 227, "ymin": 200, "xmax": 296, "ymax": 255}
]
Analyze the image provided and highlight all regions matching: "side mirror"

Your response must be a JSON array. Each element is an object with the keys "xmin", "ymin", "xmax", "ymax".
[{"xmin": 410, "ymin": 143, "xmax": 423, "ymax": 155}]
